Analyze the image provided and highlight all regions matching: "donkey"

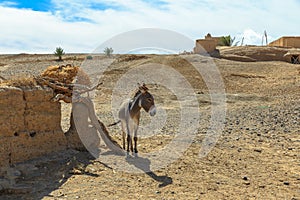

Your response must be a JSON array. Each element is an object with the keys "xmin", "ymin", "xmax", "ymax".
[{"xmin": 110, "ymin": 84, "xmax": 156, "ymax": 156}]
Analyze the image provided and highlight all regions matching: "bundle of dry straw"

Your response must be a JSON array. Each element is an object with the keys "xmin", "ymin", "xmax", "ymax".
[{"xmin": 41, "ymin": 64, "xmax": 91, "ymax": 86}]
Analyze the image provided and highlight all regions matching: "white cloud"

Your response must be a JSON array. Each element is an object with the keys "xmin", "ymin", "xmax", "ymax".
[
  {"xmin": 0, "ymin": 0, "xmax": 299, "ymax": 53},
  {"xmin": 0, "ymin": 1, "xmax": 17, "ymax": 7},
  {"xmin": 236, "ymin": 29, "xmax": 262, "ymax": 46},
  {"xmin": 236, "ymin": 29, "xmax": 276, "ymax": 46},
  {"xmin": 0, "ymin": 6, "xmax": 106, "ymax": 53}
]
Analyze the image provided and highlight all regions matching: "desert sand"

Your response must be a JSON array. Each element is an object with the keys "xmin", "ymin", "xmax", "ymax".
[{"xmin": 0, "ymin": 51, "xmax": 299, "ymax": 200}]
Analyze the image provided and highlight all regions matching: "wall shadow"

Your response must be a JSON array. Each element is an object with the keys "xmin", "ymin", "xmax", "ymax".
[{"xmin": 0, "ymin": 150, "xmax": 98, "ymax": 200}]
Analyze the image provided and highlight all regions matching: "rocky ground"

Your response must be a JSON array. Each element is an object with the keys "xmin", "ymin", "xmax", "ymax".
[{"xmin": 0, "ymin": 53, "xmax": 299, "ymax": 199}]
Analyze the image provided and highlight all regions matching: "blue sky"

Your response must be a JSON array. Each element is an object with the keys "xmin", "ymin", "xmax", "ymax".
[
  {"xmin": 0, "ymin": 0, "xmax": 299, "ymax": 53},
  {"xmin": 0, "ymin": 0, "xmax": 50, "ymax": 11}
]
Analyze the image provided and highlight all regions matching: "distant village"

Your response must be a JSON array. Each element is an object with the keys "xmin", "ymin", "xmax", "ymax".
[{"xmin": 193, "ymin": 33, "xmax": 300, "ymax": 64}]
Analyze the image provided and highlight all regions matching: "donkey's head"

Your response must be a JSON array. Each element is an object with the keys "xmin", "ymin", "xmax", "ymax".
[{"xmin": 136, "ymin": 84, "xmax": 156, "ymax": 116}]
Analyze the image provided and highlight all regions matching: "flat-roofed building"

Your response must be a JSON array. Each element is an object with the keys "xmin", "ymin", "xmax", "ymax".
[
  {"xmin": 269, "ymin": 36, "xmax": 300, "ymax": 48},
  {"xmin": 194, "ymin": 33, "xmax": 222, "ymax": 54}
]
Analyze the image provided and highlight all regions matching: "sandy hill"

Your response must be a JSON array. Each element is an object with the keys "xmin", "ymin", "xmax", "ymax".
[{"xmin": 218, "ymin": 46, "xmax": 290, "ymax": 62}]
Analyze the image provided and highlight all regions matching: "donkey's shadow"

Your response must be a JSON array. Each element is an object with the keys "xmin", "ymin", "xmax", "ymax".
[{"xmin": 125, "ymin": 156, "xmax": 173, "ymax": 188}]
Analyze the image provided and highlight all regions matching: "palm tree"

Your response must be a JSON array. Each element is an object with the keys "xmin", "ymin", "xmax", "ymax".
[
  {"xmin": 54, "ymin": 47, "xmax": 65, "ymax": 61},
  {"xmin": 104, "ymin": 47, "xmax": 113, "ymax": 57},
  {"xmin": 219, "ymin": 35, "xmax": 239, "ymax": 46}
]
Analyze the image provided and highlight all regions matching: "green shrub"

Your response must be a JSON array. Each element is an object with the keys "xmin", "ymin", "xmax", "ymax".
[
  {"xmin": 54, "ymin": 47, "xmax": 65, "ymax": 61},
  {"xmin": 86, "ymin": 55, "xmax": 93, "ymax": 60}
]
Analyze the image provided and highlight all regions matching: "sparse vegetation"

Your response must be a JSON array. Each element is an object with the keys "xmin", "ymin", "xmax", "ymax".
[
  {"xmin": 219, "ymin": 35, "xmax": 239, "ymax": 46},
  {"xmin": 104, "ymin": 47, "xmax": 113, "ymax": 57},
  {"xmin": 86, "ymin": 55, "xmax": 93, "ymax": 60},
  {"xmin": 54, "ymin": 47, "xmax": 65, "ymax": 61}
]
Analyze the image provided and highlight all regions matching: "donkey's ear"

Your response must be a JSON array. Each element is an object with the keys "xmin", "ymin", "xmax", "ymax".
[
  {"xmin": 142, "ymin": 83, "xmax": 148, "ymax": 90},
  {"xmin": 139, "ymin": 84, "xmax": 148, "ymax": 93},
  {"xmin": 139, "ymin": 83, "xmax": 148, "ymax": 93},
  {"xmin": 139, "ymin": 86, "xmax": 146, "ymax": 93},
  {"xmin": 137, "ymin": 83, "xmax": 143, "ymax": 92}
]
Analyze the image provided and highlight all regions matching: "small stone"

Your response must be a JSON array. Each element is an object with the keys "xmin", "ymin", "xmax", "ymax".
[
  {"xmin": 89, "ymin": 168, "xmax": 96, "ymax": 172},
  {"xmin": 254, "ymin": 149, "xmax": 262, "ymax": 153},
  {"xmin": 155, "ymin": 190, "xmax": 161, "ymax": 194},
  {"xmin": 283, "ymin": 182, "xmax": 289, "ymax": 185},
  {"xmin": 242, "ymin": 176, "xmax": 248, "ymax": 181}
]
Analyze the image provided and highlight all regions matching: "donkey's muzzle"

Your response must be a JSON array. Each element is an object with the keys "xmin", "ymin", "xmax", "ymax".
[{"xmin": 149, "ymin": 105, "xmax": 156, "ymax": 116}]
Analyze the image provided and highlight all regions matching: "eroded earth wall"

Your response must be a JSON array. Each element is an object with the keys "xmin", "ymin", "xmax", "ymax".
[{"xmin": 0, "ymin": 86, "xmax": 67, "ymax": 166}]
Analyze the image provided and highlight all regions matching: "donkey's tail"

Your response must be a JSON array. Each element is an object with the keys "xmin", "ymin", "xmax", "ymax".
[{"xmin": 108, "ymin": 120, "xmax": 121, "ymax": 127}]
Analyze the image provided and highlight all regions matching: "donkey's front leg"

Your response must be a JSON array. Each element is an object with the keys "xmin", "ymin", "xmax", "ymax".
[
  {"xmin": 133, "ymin": 136, "xmax": 138, "ymax": 156},
  {"xmin": 133, "ymin": 124, "xmax": 139, "ymax": 157},
  {"xmin": 133, "ymin": 117, "xmax": 140, "ymax": 157}
]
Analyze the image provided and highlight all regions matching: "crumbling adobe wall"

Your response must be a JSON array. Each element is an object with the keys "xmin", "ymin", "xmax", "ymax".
[{"xmin": 0, "ymin": 86, "xmax": 74, "ymax": 167}]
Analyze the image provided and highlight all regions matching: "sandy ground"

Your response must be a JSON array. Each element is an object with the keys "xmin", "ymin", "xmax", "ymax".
[{"xmin": 0, "ymin": 53, "xmax": 299, "ymax": 200}]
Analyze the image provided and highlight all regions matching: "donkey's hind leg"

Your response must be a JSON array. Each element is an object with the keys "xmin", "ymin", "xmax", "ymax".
[
  {"xmin": 122, "ymin": 131, "xmax": 126, "ymax": 150},
  {"xmin": 126, "ymin": 134, "xmax": 134, "ymax": 156},
  {"xmin": 121, "ymin": 122, "xmax": 126, "ymax": 150}
]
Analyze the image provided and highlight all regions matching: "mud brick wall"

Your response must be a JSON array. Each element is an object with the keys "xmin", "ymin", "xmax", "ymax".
[{"xmin": 0, "ymin": 86, "xmax": 69, "ymax": 167}]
